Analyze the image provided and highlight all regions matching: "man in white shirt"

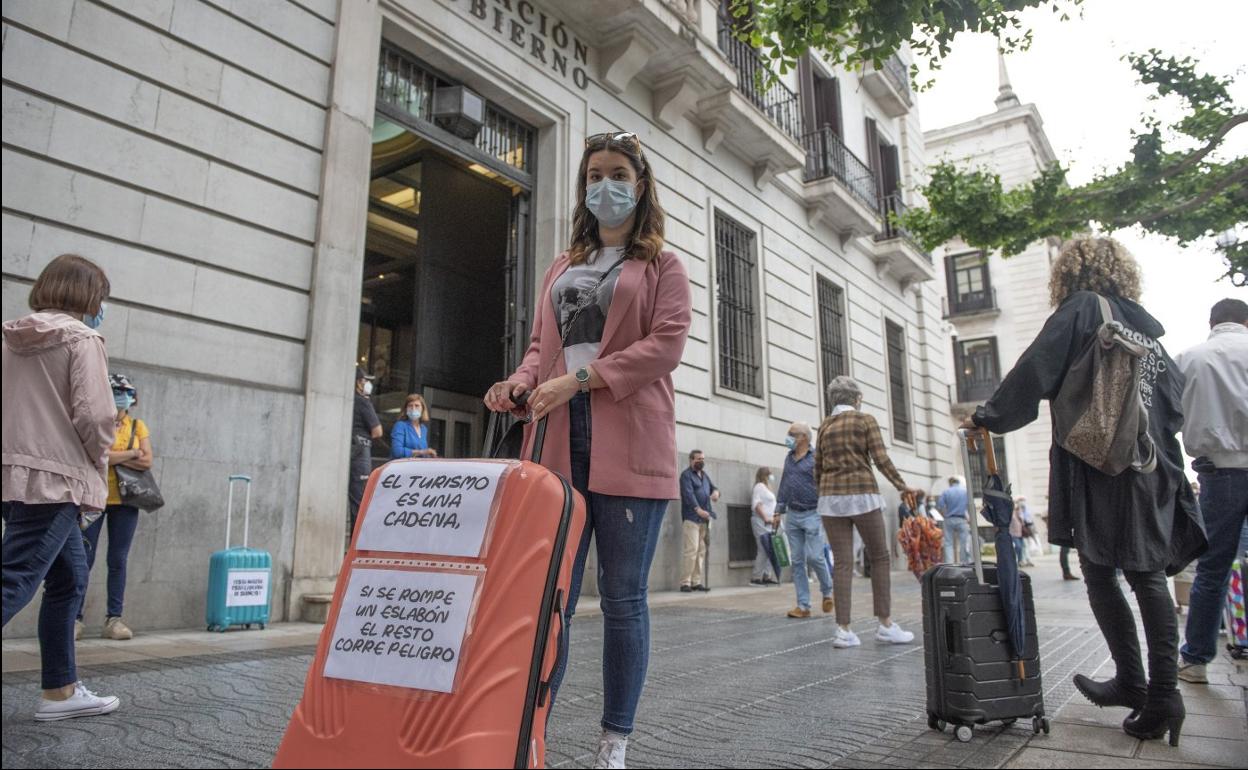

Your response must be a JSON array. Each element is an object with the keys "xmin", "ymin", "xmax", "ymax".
[{"xmin": 1176, "ymin": 298, "xmax": 1248, "ymax": 684}]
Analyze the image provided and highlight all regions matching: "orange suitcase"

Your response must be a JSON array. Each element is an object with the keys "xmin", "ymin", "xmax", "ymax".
[{"xmin": 274, "ymin": 420, "xmax": 586, "ymax": 769}]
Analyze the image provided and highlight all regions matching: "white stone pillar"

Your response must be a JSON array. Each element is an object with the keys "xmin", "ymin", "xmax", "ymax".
[{"xmin": 288, "ymin": 0, "xmax": 383, "ymax": 618}]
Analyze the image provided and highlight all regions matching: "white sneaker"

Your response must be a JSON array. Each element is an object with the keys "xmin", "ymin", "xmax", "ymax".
[
  {"xmin": 831, "ymin": 628, "xmax": 861, "ymax": 648},
  {"xmin": 876, "ymin": 622, "xmax": 915, "ymax": 644},
  {"xmin": 593, "ymin": 730, "xmax": 628, "ymax": 769},
  {"xmin": 1177, "ymin": 662, "xmax": 1208, "ymax": 684},
  {"xmin": 34, "ymin": 682, "xmax": 120, "ymax": 721}
]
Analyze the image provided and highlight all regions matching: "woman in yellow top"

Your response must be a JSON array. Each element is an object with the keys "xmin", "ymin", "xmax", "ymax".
[{"xmin": 74, "ymin": 374, "xmax": 152, "ymax": 641}]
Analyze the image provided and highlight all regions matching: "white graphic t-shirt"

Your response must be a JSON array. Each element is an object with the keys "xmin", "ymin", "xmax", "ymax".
[{"xmin": 551, "ymin": 247, "xmax": 626, "ymax": 373}]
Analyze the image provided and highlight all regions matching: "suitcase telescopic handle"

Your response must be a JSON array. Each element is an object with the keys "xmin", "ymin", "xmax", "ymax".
[
  {"xmin": 957, "ymin": 429, "xmax": 987, "ymax": 584},
  {"xmin": 225, "ymin": 475, "xmax": 253, "ymax": 551}
]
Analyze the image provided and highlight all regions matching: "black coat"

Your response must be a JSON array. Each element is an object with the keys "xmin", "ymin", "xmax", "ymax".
[{"xmin": 973, "ymin": 291, "xmax": 1205, "ymax": 575}]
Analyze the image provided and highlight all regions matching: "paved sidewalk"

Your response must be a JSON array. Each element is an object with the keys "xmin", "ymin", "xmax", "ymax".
[{"xmin": 3, "ymin": 553, "xmax": 1245, "ymax": 768}]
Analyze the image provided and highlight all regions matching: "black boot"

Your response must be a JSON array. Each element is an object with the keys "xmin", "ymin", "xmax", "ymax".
[
  {"xmin": 1123, "ymin": 689, "xmax": 1185, "ymax": 746},
  {"xmin": 1072, "ymin": 674, "xmax": 1146, "ymax": 713},
  {"xmin": 1118, "ymin": 567, "xmax": 1183, "ymax": 746},
  {"xmin": 1079, "ymin": 558, "xmax": 1149, "ymax": 711}
]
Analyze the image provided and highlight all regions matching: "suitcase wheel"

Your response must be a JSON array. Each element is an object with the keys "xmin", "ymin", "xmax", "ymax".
[
  {"xmin": 928, "ymin": 715, "xmax": 946, "ymax": 733},
  {"xmin": 245, "ymin": 624, "xmax": 251, "ymax": 629},
  {"xmin": 1042, "ymin": 718, "xmax": 1051, "ymax": 735},
  {"xmin": 260, "ymin": 624, "xmax": 266, "ymax": 630},
  {"xmin": 1033, "ymin": 716, "xmax": 1050, "ymax": 735},
  {"xmin": 955, "ymin": 725, "xmax": 973, "ymax": 743}
]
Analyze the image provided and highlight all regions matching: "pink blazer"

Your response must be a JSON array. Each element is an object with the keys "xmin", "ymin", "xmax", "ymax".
[{"xmin": 511, "ymin": 250, "xmax": 692, "ymax": 500}]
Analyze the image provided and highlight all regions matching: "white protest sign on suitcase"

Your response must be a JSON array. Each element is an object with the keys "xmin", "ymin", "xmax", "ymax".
[
  {"xmin": 225, "ymin": 570, "xmax": 270, "ymax": 607},
  {"xmin": 323, "ymin": 567, "xmax": 479, "ymax": 693},
  {"xmin": 356, "ymin": 460, "xmax": 510, "ymax": 558}
]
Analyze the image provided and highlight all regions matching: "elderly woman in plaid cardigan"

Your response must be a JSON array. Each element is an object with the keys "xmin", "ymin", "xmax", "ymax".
[{"xmin": 815, "ymin": 376, "xmax": 925, "ymax": 649}]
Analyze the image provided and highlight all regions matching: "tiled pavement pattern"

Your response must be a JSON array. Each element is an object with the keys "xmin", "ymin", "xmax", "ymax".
[
  {"xmin": 544, "ymin": 610, "xmax": 1106, "ymax": 769},
  {"xmin": 3, "ymin": 554, "xmax": 1245, "ymax": 768}
]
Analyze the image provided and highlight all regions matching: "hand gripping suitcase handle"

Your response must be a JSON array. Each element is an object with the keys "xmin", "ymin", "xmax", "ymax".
[
  {"xmin": 225, "ymin": 475, "xmax": 253, "ymax": 551},
  {"xmin": 508, "ymin": 390, "xmax": 550, "ymax": 465},
  {"xmin": 962, "ymin": 427, "xmax": 999, "ymax": 476}
]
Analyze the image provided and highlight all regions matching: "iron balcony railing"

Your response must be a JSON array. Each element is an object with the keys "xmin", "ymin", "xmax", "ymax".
[
  {"xmin": 801, "ymin": 127, "xmax": 879, "ymax": 212},
  {"xmin": 882, "ymin": 55, "xmax": 912, "ymax": 104},
  {"xmin": 876, "ymin": 193, "xmax": 931, "ymax": 262},
  {"xmin": 716, "ymin": 25, "xmax": 803, "ymax": 141},
  {"xmin": 957, "ymin": 370, "xmax": 1001, "ymax": 404},
  {"xmin": 943, "ymin": 288, "xmax": 999, "ymax": 318}
]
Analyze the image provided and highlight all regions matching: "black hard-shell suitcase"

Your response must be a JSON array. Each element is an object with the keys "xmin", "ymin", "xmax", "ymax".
[
  {"xmin": 922, "ymin": 430, "xmax": 1049, "ymax": 743},
  {"xmin": 922, "ymin": 564, "xmax": 1047, "ymax": 742}
]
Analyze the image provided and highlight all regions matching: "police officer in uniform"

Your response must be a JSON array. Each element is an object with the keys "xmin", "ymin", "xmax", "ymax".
[{"xmin": 348, "ymin": 366, "xmax": 382, "ymax": 532}]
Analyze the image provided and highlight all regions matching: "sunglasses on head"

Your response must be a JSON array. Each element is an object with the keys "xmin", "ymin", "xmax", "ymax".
[{"xmin": 586, "ymin": 131, "xmax": 640, "ymax": 149}]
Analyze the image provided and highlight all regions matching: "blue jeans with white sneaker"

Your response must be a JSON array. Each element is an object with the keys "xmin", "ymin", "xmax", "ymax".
[{"xmin": 546, "ymin": 393, "xmax": 667, "ymax": 737}]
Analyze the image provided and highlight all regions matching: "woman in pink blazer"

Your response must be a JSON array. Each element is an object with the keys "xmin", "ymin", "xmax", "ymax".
[{"xmin": 485, "ymin": 131, "xmax": 690, "ymax": 768}]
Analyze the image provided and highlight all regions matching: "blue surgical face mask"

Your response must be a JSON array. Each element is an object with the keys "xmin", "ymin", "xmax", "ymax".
[
  {"xmin": 585, "ymin": 179, "xmax": 638, "ymax": 228},
  {"xmin": 114, "ymin": 392, "xmax": 134, "ymax": 411},
  {"xmin": 407, "ymin": 408, "xmax": 422, "ymax": 421},
  {"xmin": 83, "ymin": 302, "xmax": 107, "ymax": 330},
  {"xmin": 785, "ymin": 436, "xmax": 797, "ymax": 450}
]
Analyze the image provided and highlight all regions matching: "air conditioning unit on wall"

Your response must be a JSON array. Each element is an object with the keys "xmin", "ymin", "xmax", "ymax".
[{"xmin": 433, "ymin": 86, "xmax": 485, "ymax": 140}]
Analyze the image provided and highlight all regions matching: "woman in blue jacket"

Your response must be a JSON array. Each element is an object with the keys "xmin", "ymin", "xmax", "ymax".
[{"xmin": 390, "ymin": 394, "xmax": 437, "ymax": 459}]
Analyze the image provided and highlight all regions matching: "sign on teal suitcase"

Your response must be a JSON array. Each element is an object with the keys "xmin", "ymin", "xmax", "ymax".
[{"xmin": 206, "ymin": 475, "xmax": 271, "ymax": 632}]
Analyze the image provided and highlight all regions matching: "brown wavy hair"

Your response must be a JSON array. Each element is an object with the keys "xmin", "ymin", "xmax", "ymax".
[
  {"xmin": 568, "ymin": 134, "xmax": 665, "ymax": 265},
  {"xmin": 1049, "ymin": 237, "xmax": 1142, "ymax": 306}
]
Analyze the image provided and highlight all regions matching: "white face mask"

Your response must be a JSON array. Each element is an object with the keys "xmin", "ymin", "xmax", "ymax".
[
  {"xmin": 585, "ymin": 179, "xmax": 638, "ymax": 227},
  {"xmin": 768, "ymin": 474, "xmax": 775, "ymax": 485},
  {"xmin": 408, "ymin": 408, "xmax": 422, "ymax": 421},
  {"xmin": 362, "ymin": 381, "xmax": 374, "ymax": 396}
]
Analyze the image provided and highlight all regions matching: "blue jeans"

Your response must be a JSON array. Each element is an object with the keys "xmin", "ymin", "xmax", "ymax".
[
  {"xmin": 548, "ymin": 393, "xmax": 666, "ymax": 735},
  {"xmin": 1, "ymin": 501, "xmax": 87, "ymax": 689},
  {"xmin": 1181, "ymin": 468, "xmax": 1248, "ymax": 665},
  {"xmin": 784, "ymin": 509, "xmax": 832, "ymax": 610},
  {"xmin": 78, "ymin": 504, "xmax": 141, "ymax": 620},
  {"xmin": 1013, "ymin": 536, "xmax": 1027, "ymax": 564},
  {"xmin": 943, "ymin": 516, "xmax": 972, "ymax": 563},
  {"xmin": 755, "ymin": 533, "xmax": 781, "ymax": 579}
]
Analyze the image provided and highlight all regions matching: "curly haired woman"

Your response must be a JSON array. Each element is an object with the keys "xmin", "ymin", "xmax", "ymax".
[{"xmin": 963, "ymin": 237, "xmax": 1205, "ymax": 746}]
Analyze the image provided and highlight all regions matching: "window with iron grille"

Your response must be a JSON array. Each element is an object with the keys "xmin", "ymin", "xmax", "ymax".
[
  {"xmin": 714, "ymin": 211, "xmax": 762, "ymax": 397},
  {"xmin": 727, "ymin": 504, "xmax": 757, "ymax": 563},
  {"xmin": 816, "ymin": 276, "xmax": 848, "ymax": 409},
  {"xmin": 966, "ymin": 437, "xmax": 1009, "ymax": 502},
  {"xmin": 884, "ymin": 320, "xmax": 912, "ymax": 443},
  {"xmin": 954, "ymin": 337, "xmax": 1001, "ymax": 403}
]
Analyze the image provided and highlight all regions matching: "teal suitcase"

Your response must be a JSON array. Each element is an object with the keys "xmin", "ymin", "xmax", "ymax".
[{"xmin": 206, "ymin": 475, "xmax": 271, "ymax": 632}]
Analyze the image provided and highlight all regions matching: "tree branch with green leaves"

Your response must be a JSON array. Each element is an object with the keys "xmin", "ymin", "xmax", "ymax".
[
  {"xmin": 900, "ymin": 51, "xmax": 1247, "ymax": 285},
  {"xmin": 729, "ymin": 0, "xmax": 1084, "ymax": 82}
]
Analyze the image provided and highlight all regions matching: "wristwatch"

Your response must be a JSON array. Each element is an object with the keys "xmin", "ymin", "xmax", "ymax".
[{"xmin": 575, "ymin": 366, "xmax": 591, "ymax": 393}]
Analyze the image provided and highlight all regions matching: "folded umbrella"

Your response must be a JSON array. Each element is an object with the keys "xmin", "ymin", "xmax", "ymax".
[{"xmin": 970, "ymin": 429, "xmax": 1027, "ymax": 680}]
